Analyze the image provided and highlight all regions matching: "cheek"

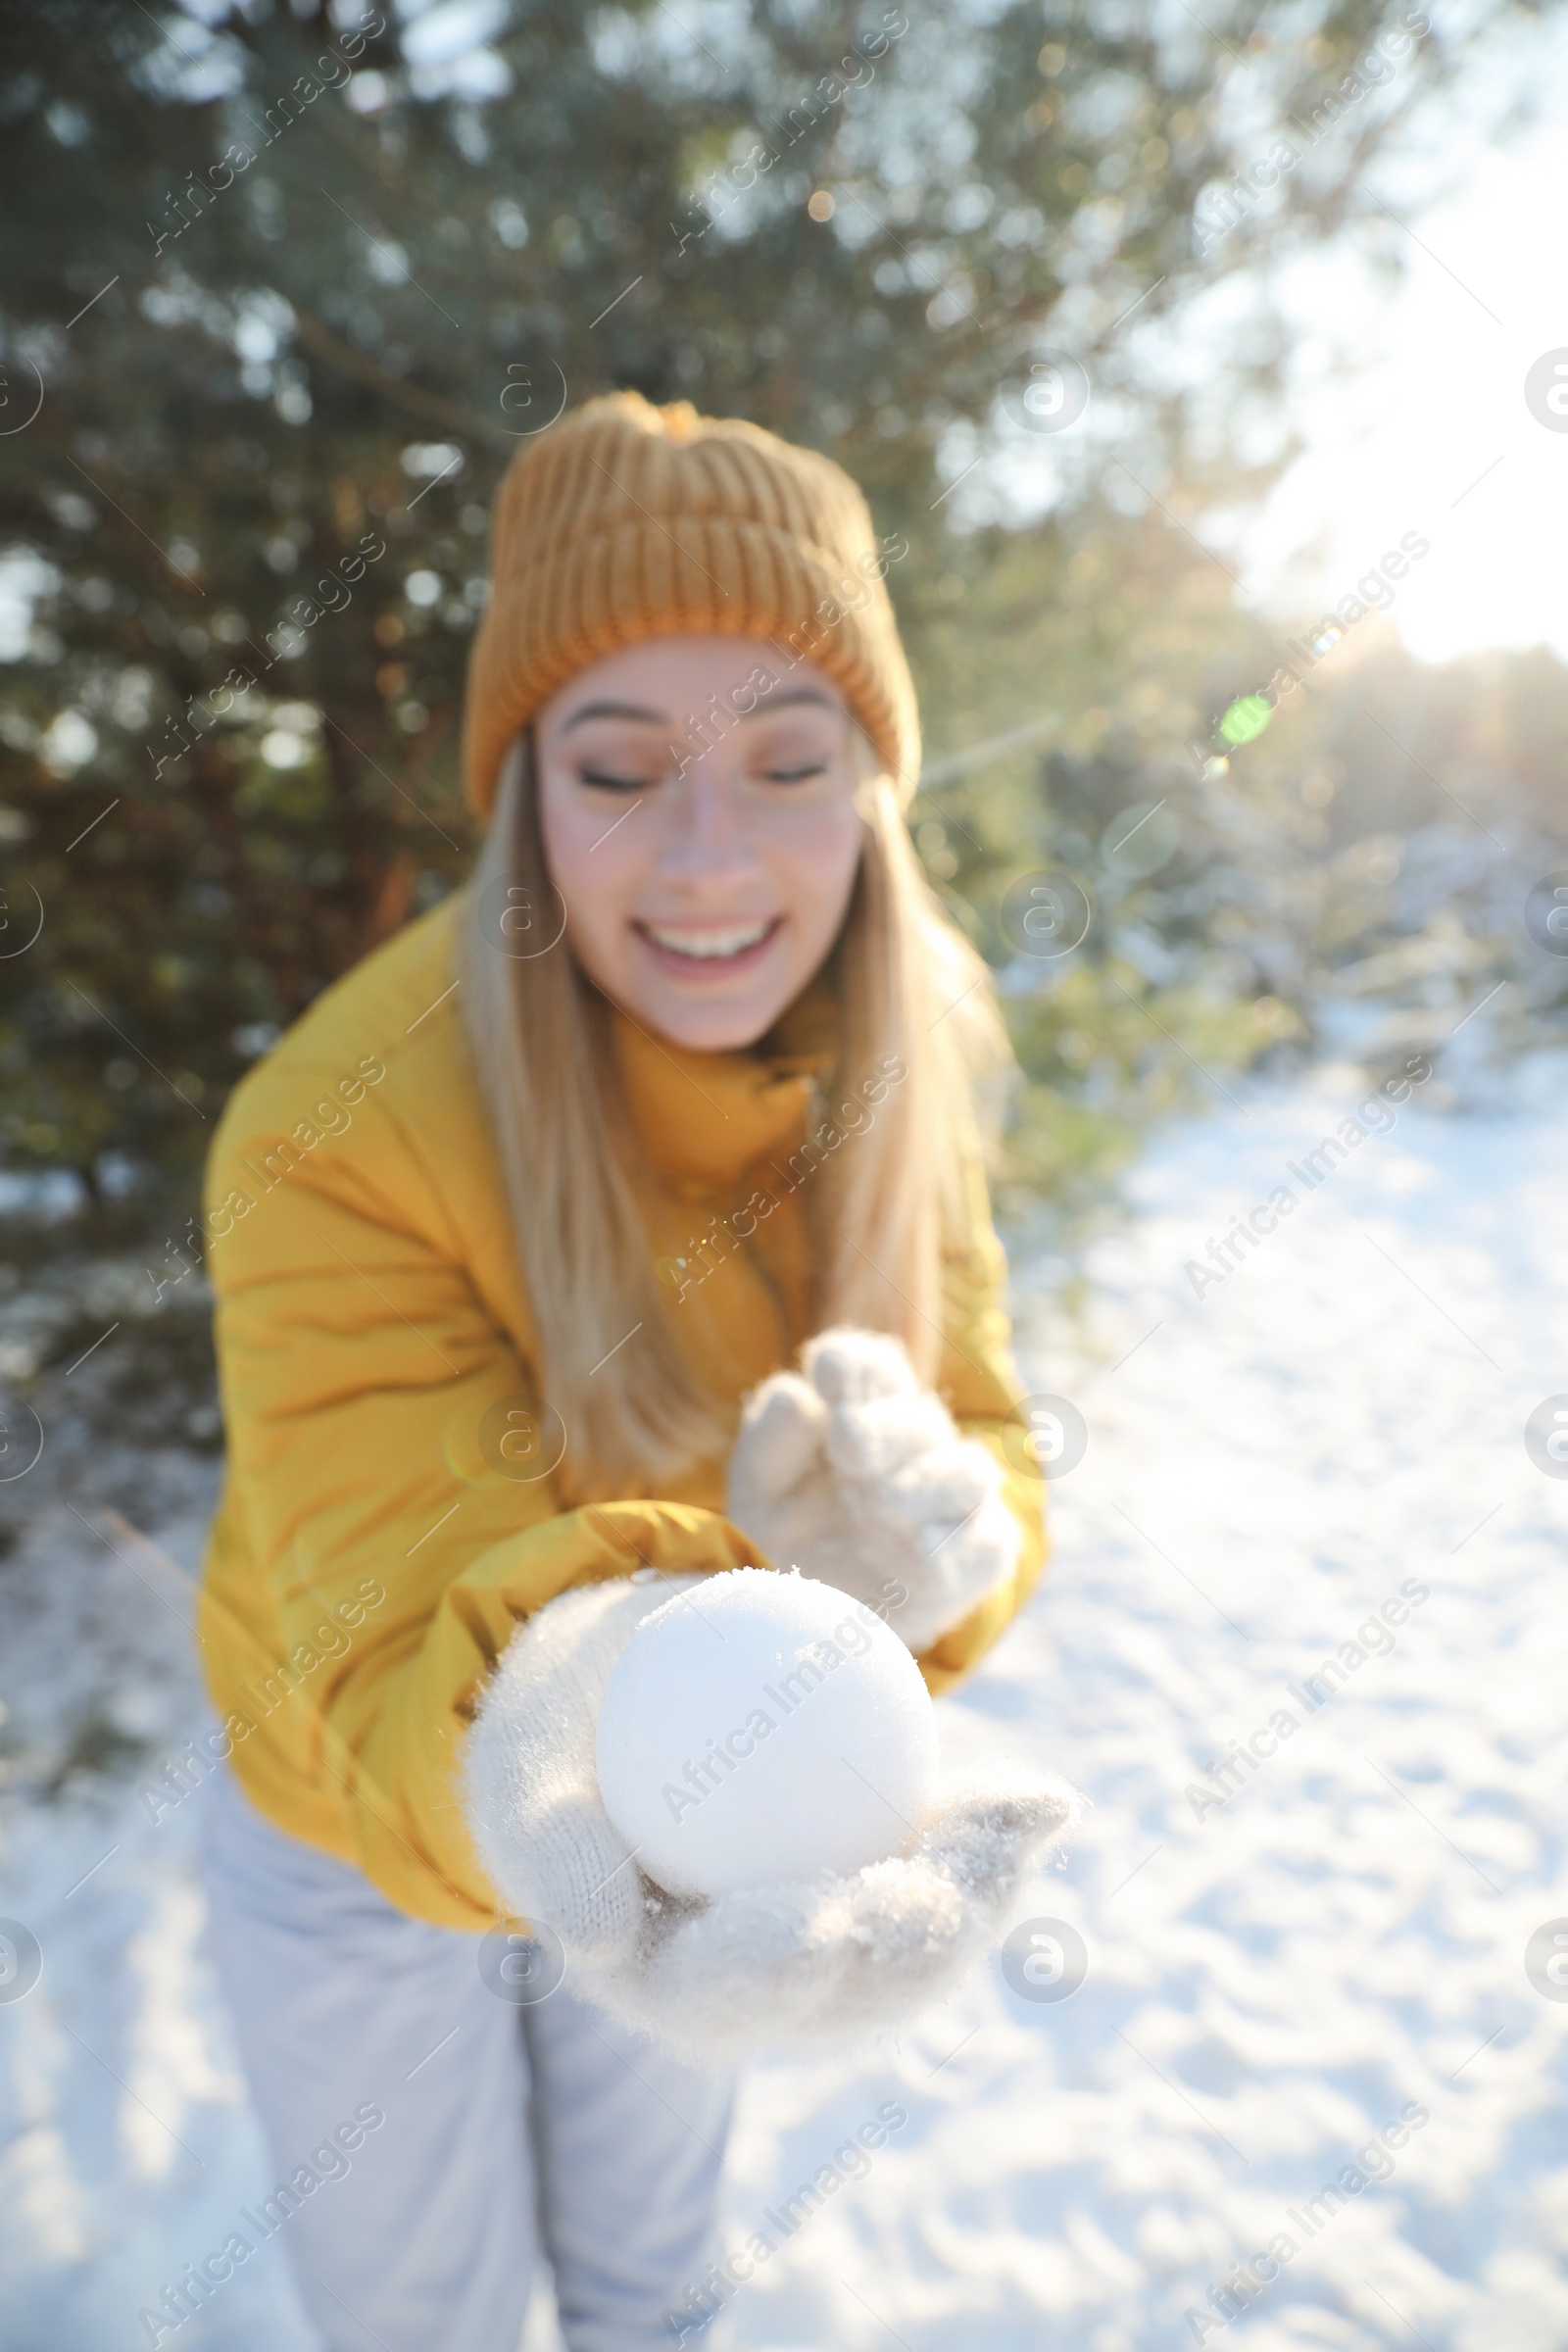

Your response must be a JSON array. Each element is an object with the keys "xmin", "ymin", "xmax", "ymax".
[
  {"xmin": 538, "ymin": 782, "xmax": 643, "ymax": 955},
  {"xmin": 766, "ymin": 801, "xmax": 863, "ymax": 938}
]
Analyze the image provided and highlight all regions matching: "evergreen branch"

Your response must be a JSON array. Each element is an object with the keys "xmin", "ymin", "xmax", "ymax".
[{"xmin": 288, "ymin": 309, "xmax": 515, "ymax": 457}]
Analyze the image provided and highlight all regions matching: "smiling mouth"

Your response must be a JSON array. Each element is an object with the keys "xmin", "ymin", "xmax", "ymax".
[{"xmin": 635, "ymin": 917, "xmax": 782, "ymax": 969}]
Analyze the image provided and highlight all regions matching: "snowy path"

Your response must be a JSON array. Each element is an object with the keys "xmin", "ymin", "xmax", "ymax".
[{"xmin": 4, "ymin": 1073, "xmax": 1567, "ymax": 2350}]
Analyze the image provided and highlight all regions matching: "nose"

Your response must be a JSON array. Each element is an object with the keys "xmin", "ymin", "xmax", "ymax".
[{"xmin": 656, "ymin": 756, "xmax": 759, "ymax": 889}]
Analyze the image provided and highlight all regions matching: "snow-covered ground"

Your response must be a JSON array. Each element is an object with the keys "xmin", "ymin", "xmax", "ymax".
[{"xmin": 3, "ymin": 1069, "xmax": 1567, "ymax": 2351}]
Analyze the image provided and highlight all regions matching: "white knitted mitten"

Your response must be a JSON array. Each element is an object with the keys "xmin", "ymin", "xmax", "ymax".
[
  {"xmin": 463, "ymin": 1575, "xmax": 1079, "ymax": 2069},
  {"xmin": 726, "ymin": 1327, "xmax": 1024, "ymax": 1653},
  {"xmin": 463, "ymin": 1574, "xmax": 695, "ymax": 1958}
]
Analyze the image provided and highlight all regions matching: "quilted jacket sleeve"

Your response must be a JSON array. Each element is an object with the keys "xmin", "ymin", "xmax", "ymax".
[
  {"xmin": 917, "ymin": 1149, "xmax": 1051, "ymax": 1695},
  {"xmin": 198, "ymin": 1050, "xmax": 759, "ymax": 1933}
]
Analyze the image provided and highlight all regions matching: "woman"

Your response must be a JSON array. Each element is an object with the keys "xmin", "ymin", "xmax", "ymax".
[{"xmin": 196, "ymin": 392, "xmax": 1064, "ymax": 2352}]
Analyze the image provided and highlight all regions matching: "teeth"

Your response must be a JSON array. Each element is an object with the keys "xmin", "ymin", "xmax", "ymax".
[{"xmin": 644, "ymin": 919, "xmax": 773, "ymax": 960}]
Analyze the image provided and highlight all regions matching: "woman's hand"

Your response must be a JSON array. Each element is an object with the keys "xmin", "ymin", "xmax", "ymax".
[
  {"xmin": 464, "ymin": 1576, "xmax": 1078, "ymax": 2068},
  {"xmin": 726, "ymin": 1328, "xmax": 1023, "ymax": 1653}
]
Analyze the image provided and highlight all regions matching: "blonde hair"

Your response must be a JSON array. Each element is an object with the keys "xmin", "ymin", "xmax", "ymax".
[{"xmin": 457, "ymin": 728, "xmax": 1009, "ymax": 1502}]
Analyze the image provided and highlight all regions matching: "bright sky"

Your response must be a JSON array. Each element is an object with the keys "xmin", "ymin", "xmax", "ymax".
[{"xmin": 1241, "ymin": 16, "xmax": 1568, "ymax": 663}]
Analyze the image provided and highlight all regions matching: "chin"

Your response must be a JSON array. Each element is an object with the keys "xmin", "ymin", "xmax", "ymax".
[
  {"xmin": 646, "ymin": 995, "xmax": 778, "ymax": 1054},
  {"xmin": 620, "ymin": 964, "xmax": 799, "ymax": 1051}
]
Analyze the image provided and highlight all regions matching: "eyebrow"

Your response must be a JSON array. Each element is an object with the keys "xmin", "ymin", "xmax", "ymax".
[
  {"xmin": 558, "ymin": 683, "xmax": 844, "ymax": 735},
  {"xmin": 739, "ymin": 686, "xmax": 840, "ymax": 718},
  {"xmin": 561, "ymin": 700, "xmax": 667, "ymax": 733}
]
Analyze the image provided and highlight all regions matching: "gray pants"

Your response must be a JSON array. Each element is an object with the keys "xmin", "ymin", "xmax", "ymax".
[{"xmin": 200, "ymin": 1768, "xmax": 734, "ymax": 2352}]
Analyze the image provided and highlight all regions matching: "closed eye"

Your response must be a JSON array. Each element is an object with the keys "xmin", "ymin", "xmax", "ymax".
[
  {"xmin": 760, "ymin": 760, "xmax": 828, "ymax": 784},
  {"xmin": 579, "ymin": 767, "xmax": 648, "ymax": 793}
]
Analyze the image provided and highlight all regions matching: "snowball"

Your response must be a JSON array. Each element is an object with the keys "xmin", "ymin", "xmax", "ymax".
[{"xmin": 595, "ymin": 1567, "xmax": 939, "ymax": 1898}]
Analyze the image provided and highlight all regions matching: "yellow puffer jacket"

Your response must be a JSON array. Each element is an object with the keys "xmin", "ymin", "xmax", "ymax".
[{"xmin": 197, "ymin": 893, "xmax": 1049, "ymax": 1929}]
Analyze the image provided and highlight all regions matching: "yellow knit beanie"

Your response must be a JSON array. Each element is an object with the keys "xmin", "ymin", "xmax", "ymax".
[{"xmin": 462, "ymin": 391, "xmax": 921, "ymax": 822}]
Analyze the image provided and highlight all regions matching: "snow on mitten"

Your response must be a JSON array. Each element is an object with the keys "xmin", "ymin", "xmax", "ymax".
[{"xmin": 727, "ymin": 1327, "xmax": 1022, "ymax": 1652}]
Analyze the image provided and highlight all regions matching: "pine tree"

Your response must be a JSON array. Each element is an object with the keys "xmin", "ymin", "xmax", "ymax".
[{"xmin": 0, "ymin": 0, "xmax": 1475, "ymax": 1207}]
